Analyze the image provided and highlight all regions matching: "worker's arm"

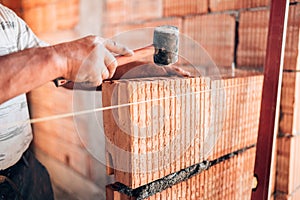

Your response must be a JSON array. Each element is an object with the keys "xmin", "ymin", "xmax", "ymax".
[{"xmin": 0, "ymin": 35, "xmax": 133, "ymax": 104}]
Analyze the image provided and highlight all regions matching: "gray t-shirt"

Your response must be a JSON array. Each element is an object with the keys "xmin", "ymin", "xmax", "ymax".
[{"xmin": 0, "ymin": 4, "xmax": 46, "ymax": 170}]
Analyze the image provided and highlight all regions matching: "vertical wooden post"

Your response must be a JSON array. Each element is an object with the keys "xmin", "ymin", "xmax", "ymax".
[{"xmin": 251, "ymin": 0, "xmax": 289, "ymax": 199}]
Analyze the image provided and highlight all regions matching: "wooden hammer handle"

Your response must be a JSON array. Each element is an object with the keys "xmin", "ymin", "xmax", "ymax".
[{"xmin": 53, "ymin": 45, "xmax": 154, "ymax": 87}]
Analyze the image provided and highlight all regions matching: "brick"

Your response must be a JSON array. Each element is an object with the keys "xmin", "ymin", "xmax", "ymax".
[
  {"xmin": 56, "ymin": 0, "xmax": 79, "ymax": 30},
  {"xmin": 106, "ymin": 147, "xmax": 256, "ymax": 200},
  {"xmin": 163, "ymin": 0, "xmax": 208, "ymax": 17},
  {"xmin": 275, "ymin": 189, "xmax": 300, "ymax": 200},
  {"xmin": 102, "ymin": 0, "xmax": 162, "ymax": 25},
  {"xmin": 284, "ymin": 4, "xmax": 300, "ymax": 71},
  {"xmin": 276, "ymin": 135, "xmax": 300, "ymax": 194},
  {"xmin": 0, "ymin": 0, "xmax": 57, "ymax": 9},
  {"xmin": 237, "ymin": 4, "xmax": 300, "ymax": 70},
  {"xmin": 102, "ymin": 67, "xmax": 263, "ymax": 188},
  {"xmin": 22, "ymin": 3, "xmax": 58, "ymax": 34},
  {"xmin": 183, "ymin": 14, "xmax": 236, "ymax": 67},
  {"xmin": 280, "ymin": 72, "xmax": 300, "ymax": 135},
  {"xmin": 102, "ymin": 17, "xmax": 182, "ymax": 41},
  {"xmin": 209, "ymin": 0, "xmax": 269, "ymax": 12},
  {"xmin": 237, "ymin": 9, "xmax": 269, "ymax": 68},
  {"xmin": 27, "ymin": 82, "xmax": 94, "ymax": 177},
  {"xmin": 1, "ymin": 0, "xmax": 79, "ymax": 34},
  {"xmin": 33, "ymin": 128, "xmax": 90, "ymax": 178}
]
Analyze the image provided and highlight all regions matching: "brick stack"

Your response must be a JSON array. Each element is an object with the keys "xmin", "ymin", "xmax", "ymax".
[
  {"xmin": 5, "ymin": 0, "xmax": 299, "ymax": 198},
  {"xmin": 235, "ymin": 2, "xmax": 300, "ymax": 199},
  {"xmin": 0, "ymin": 0, "xmax": 79, "ymax": 34},
  {"xmin": 102, "ymin": 66, "xmax": 263, "ymax": 199}
]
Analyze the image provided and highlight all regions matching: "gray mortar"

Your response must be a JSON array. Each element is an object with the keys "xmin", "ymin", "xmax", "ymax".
[{"xmin": 111, "ymin": 144, "xmax": 256, "ymax": 199}]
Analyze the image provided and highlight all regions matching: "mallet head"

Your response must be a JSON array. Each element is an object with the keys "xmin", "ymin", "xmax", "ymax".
[{"xmin": 153, "ymin": 25, "xmax": 179, "ymax": 66}]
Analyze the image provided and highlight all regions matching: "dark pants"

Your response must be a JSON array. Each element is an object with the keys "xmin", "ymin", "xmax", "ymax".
[{"xmin": 0, "ymin": 150, "xmax": 54, "ymax": 200}]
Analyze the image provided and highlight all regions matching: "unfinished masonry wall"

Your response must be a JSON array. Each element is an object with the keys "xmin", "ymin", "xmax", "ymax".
[{"xmin": 1, "ymin": 0, "xmax": 300, "ymax": 199}]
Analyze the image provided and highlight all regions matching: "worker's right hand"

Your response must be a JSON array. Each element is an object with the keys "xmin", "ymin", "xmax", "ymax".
[{"xmin": 52, "ymin": 35, "xmax": 133, "ymax": 87}]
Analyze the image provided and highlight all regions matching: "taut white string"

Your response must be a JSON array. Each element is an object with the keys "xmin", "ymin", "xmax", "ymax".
[{"xmin": 0, "ymin": 81, "xmax": 261, "ymax": 129}]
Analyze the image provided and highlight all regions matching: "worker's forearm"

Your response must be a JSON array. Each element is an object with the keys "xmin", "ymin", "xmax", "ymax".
[{"xmin": 0, "ymin": 46, "xmax": 65, "ymax": 104}]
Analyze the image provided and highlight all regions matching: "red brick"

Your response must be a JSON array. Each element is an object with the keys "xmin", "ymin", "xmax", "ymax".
[
  {"xmin": 33, "ymin": 131, "xmax": 90, "ymax": 178},
  {"xmin": 275, "ymin": 189, "xmax": 300, "ymax": 200},
  {"xmin": 276, "ymin": 135, "xmax": 300, "ymax": 194},
  {"xmin": 163, "ymin": 0, "xmax": 208, "ymax": 17},
  {"xmin": 183, "ymin": 14, "xmax": 236, "ymax": 67},
  {"xmin": 106, "ymin": 147, "xmax": 256, "ymax": 200},
  {"xmin": 102, "ymin": 17, "xmax": 182, "ymax": 39},
  {"xmin": 237, "ymin": 9, "xmax": 269, "ymax": 68},
  {"xmin": 1, "ymin": 0, "xmax": 79, "ymax": 34},
  {"xmin": 237, "ymin": 4, "xmax": 300, "ymax": 70},
  {"xmin": 102, "ymin": 0, "xmax": 162, "ymax": 25},
  {"xmin": 56, "ymin": 0, "xmax": 79, "ymax": 30},
  {"xmin": 209, "ymin": 0, "xmax": 269, "ymax": 12},
  {"xmin": 280, "ymin": 72, "xmax": 300, "ymax": 135},
  {"xmin": 102, "ymin": 69, "xmax": 263, "ymax": 188},
  {"xmin": 1, "ymin": 0, "xmax": 57, "ymax": 9},
  {"xmin": 284, "ymin": 4, "xmax": 300, "ymax": 71}
]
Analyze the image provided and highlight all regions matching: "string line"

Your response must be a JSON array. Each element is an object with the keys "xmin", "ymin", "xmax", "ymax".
[{"xmin": 0, "ymin": 81, "xmax": 261, "ymax": 129}]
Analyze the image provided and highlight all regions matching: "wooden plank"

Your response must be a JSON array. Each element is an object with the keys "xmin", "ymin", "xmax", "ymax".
[{"xmin": 252, "ymin": 0, "xmax": 289, "ymax": 199}]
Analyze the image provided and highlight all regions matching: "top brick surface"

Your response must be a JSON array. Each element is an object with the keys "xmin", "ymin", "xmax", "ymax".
[
  {"xmin": 164, "ymin": 0, "xmax": 208, "ymax": 17},
  {"xmin": 209, "ymin": 0, "xmax": 270, "ymax": 11},
  {"xmin": 103, "ymin": 0, "xmax": 163, "ymax": 25}
]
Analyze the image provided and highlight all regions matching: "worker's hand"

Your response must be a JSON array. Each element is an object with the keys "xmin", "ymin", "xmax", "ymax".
[{"xmin": 52, "ymin": 35, "xmax": 133, "ymax": 87}]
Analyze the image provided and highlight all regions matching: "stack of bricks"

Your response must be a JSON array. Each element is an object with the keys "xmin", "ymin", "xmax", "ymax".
[
  {"xmin": 100, "ymin": 0, "xmax": 300, "ymax": 199},
  {"xmin": 3, "ymin": 0, "xmax": 299, "ymax": 198},
  {"xmin": 276, "ymin": 3, "xmax": 300, "ymax": 200},
  {"xmin": 0, "ymin": 0, "xmax": 79, "ymax": 34},
  {"xmin": 234, "ymin": 2, "xmax": 300, "ymax": 199},
  {"xmin": 102, "ymin": 63, "xmax": 264, "ymax": 199}
]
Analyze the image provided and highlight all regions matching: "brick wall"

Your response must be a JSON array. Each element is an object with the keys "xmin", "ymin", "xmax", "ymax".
[{"xmin": 2, "ymin": 0, "xmax": 300, "ymax": 199}]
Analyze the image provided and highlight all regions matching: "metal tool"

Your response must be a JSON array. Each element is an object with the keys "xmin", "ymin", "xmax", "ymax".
[{"xmin": 53, "ymin": 25, "xmax": 179, "ymax": 87}]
